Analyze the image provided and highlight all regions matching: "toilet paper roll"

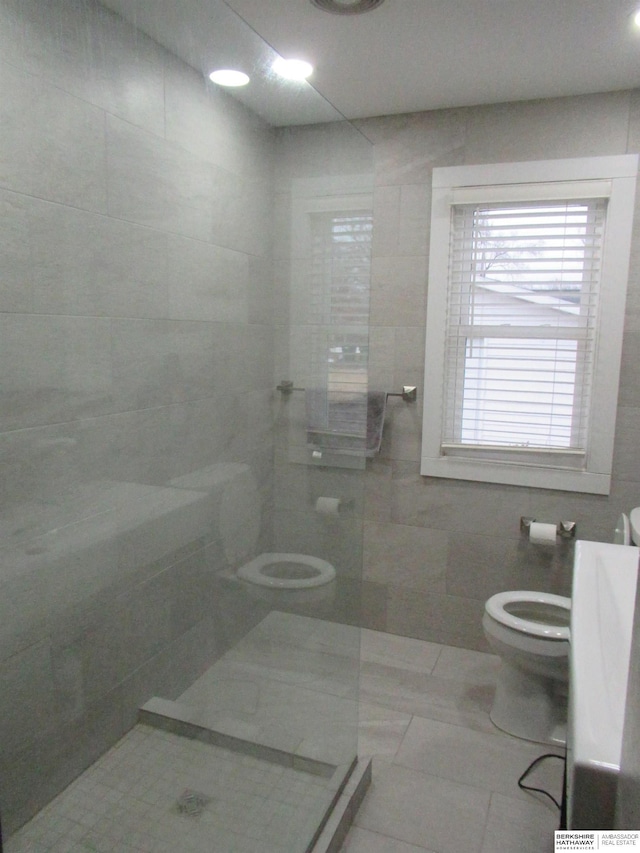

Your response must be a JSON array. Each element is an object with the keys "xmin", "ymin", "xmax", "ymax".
[
  {"xmin": 315, "ymin": 497, "xmax": 341, "ymax": 516},
  {"xmin": 529, "ymin": 521, "xmax": 557, "ymax": 546}
]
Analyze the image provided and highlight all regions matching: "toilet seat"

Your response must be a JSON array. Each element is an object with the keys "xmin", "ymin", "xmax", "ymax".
[
  {"xmin": 485, "ymin": 591, "xmax": 571, "ymax": 640},
  {"xmin": 237, "ymin": 553, "xmax": 336, "ymax": 589}
]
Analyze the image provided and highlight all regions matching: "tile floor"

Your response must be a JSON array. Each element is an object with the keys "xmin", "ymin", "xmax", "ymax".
[
  {"xmin": 5, "ymin": 725, "xmax": 331, "ymax": 853},
  {"xmin": 341, "ymin": 629, "xmax": 564, "ymax": 853},
  {"xmin": 4, "ymin": 614, "xmax": 565, "ymax": 853},
  {"xmin": 4, "ymin": 612, "xmax": 359, "ymax": 853},
  {"xmin": 174, "ymin": 610, "xmax": 360, "ymax": 766}
]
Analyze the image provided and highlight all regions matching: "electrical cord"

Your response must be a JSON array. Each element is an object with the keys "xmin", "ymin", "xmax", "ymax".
[{"xmin": 517, "ymin": 752, "xmax": 566, "ymax": 810}]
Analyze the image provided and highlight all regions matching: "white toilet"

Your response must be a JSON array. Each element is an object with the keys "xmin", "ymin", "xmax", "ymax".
[
  {"xmin": 237, "ymin": 552, "xmax": 336, "ymax": 589},
  {"xmin": 483, "ymin": 591, "xmax": 571, "ymax": 744},
  {"xmin": 483, "ymin": 509, "xmax": 640, "ymax": 745},
  {"xmin": 614, "ymin": 509, "xmax": 636, "ymax": 545},
  {"xmin": 237, "ymin": 553, "xmax": 337, "ymax": 605},
  {"xmin": 169, "ymin": 462, "xmax": 338, "ymax": 605}
]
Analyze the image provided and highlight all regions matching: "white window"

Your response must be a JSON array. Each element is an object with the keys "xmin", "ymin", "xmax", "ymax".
[
  {"xmin": 421, "ymin": 155, "xmax": 638, "ymax": 494},
  {"xmin": 307, "ymin": 208, "xmax": 373, "ymax": 453},
  {"xmin": 287, "ymin": 180, "xmax": 374, "ymax": 469}
]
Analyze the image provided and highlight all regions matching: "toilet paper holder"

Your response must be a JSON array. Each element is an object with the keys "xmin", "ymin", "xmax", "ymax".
[
  {"xmin": 314, "ymin": 496, "xmax": 355, "ymax": 515},
  {"xmin": 520, "ymin": 517, "xmax": 577, "ymax": 539}
]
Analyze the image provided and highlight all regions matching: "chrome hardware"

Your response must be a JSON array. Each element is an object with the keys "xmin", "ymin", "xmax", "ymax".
[
  {"xmin": 276, "ymin": 380, "xmax": 305, "ymax": 395},
  {"xmin": 558, "ymin": 521, "xmax": 577, "ymax": 539},
  {"xmin": 520, "ymin": 516, "xmax": 576, "ymax": 538},
  {"xmin": 277, "ymin": 381, "xmax": 417, "ymax": 402},
  {"xmin": 386, "ymin": 386, "xmax": 417, "ymax": 403}
]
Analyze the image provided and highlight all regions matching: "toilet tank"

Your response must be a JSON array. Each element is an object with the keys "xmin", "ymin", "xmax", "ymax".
[{"xmin": 168, "ymin": 463, "xmax": 262, "ymax": 564}]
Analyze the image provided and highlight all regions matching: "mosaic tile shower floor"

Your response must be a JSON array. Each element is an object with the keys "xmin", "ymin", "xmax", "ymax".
[{"xmin": 5, "ymin": 725, "xmax": 330, "ymax": 853}]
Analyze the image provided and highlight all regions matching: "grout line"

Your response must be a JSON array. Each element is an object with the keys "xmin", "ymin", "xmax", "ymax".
[
  {"xmin": 388, "ymin": 712, "xmax": 415, "ymax": 765},
  {"xmin": 429, "ymin": 643, "xmax": 444, "ymax": 674},
  {"xmin": 477, "ymin": 785, "xmax": 494, "ymax": 853}
]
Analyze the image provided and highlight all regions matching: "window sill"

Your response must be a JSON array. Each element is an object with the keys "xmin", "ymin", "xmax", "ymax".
[{"xmin": 420, "ymin": 454, "xmax": 611, "ymax": 494}]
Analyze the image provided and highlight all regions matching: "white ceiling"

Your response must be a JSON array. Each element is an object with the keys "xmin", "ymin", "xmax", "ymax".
[{"xmin": 102, "ymin": 0, "xmax": 640, "ymax": 126}]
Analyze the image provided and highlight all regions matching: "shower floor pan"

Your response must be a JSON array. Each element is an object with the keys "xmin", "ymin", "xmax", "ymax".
[
  {"xmin": 6, "ymin": 723, "xmax": 369, "ymax": 853},
  {"xmin": 6, "ymin": 612, "xmax": 370, "ymax": 853}
]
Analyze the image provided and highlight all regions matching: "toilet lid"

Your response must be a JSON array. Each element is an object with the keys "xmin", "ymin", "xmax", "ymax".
[
  {"xmin": 485, "ymin": 590, "xmax": 571, "ymax": 640},
  {"xmin": 614, "ymin": 513, "xmax": 631, "ymax": 546}
]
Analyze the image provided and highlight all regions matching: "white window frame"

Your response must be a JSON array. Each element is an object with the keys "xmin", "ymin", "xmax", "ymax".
[{"xmin": 421, "ymin": 155, "xmax": 638, "ymax": 495}]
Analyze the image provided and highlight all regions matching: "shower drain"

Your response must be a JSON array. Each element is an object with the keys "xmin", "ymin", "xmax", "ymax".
[{"xmin": 175, "ymin": 789, "xmax": 212, "ymax": 818}]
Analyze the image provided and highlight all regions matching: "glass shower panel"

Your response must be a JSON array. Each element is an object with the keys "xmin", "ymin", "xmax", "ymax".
[
  {"xmin": 0, "ymin": 0, "xmax": 371, "ymax": 850},
  {"xmin": 269, "ymin": 118, "xmax": 374, "ymax": 835}
]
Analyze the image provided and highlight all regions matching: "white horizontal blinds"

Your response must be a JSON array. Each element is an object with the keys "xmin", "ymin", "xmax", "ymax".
[
  {"xmin": 443, "ymin": 198, "xmax": 607, "ymax": 453},
  {"xmin": 308, "ymin": 210, "xmax": 372, "ymax": 439},
  {"xmin": 309, "ymin": 211, "xmax": 372, "ymax": 327}
]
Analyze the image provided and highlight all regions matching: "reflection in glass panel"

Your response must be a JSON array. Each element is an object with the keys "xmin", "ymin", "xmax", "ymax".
[{"xmin": 0, "ymin": 0, "xmax": 372, "ymax": 849}]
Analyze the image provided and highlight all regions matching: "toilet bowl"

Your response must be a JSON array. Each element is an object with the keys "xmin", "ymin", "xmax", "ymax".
[
  {"xmin": 236, "ymin": 552, "xmax": 337, "ymax": 605},
  {"xmin": 483, "ymin": 508, "xmax": 640, "ymax": 744},
  {"xmin": 483, "ymin": 590, "xmax": 571, "ymax": 744},
  {"xmin": 238, "ymin": 552, "xmax": 336, "ymax": 589}
]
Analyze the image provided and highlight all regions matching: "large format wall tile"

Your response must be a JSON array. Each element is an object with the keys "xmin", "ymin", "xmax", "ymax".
[
  {"xmin": 0, "ymin": 0, "xmax": 277, "ymax": 834},
  {"xmin": 364, "ymin": 521, "xmax": 447, "ymax": 594},
  {"xmin": 0, "ymin": 314, "xmax": 113, "ymax": 430},
  {"xmin": 355, "ymin": 89, "xmax": 640, "ymax": 650},
  {"xmin": 106, "ymin": 115, "xmax": 212, "ymax": 241},
  {"xmin": 370, "ymin": 256, "xmax": 427, "ymax": 328},
  {"xmin": 164, "ymin": 54, "xmax": 274, "ymax": 181},
  {"xmin": 166, "ymin": 235, "xmax": 249, "ymax": 323},
  {"xmin": 390, "ymin": 465, "xmax": 532, "ymax": 536},
  {"xmin": 29, "ymin": 201, "xmax": 170, "ymax": 319},
  {"xmin": 0, "ymin": 0, "xmax": 165, "ymax": 135},
  {"xmin": 356, "ymin": 108, "xmax": 468, "ymax": 187},
  {"xmin": 0, "ymin": 61, "xmax": 108, "ymax": 211},
  {"xmin": 613, "ymin": 406, "xmax": 640, "ymax": 484},
  {"xmin": 0, "ymin": 190, "xmax": 35, "ymax": 313},
  {"xmin": 386, "ymin": 586, "xmax": 487, "ymax": 650},
  {"xmin": 463, "ymin": 91, "xmax": 631, "ymax": 164}
]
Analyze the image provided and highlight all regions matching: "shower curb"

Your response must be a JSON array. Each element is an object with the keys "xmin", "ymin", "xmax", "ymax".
[
  {"xmin": 310, "ymin": 756, "xmax": 372, "ymax": 853},
  {"xmin": 139, "ymin": 696, "xmax": 336, "ymax": 776}
]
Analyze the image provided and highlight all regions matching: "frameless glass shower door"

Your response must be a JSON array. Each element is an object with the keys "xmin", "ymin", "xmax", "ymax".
[{"xmin": 0, "ymin": 0, "xmax": 372, "ymax": 850}]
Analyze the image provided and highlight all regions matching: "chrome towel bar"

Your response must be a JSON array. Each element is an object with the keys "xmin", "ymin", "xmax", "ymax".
[{"xmin": 276, "ymin": 380, "xmax": 417, "ymax": 402}]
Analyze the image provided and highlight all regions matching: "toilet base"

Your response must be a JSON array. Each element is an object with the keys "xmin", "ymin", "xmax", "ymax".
[{"xmin": 490, "ymin": 661, "xmax": 567, "ymax": 745}]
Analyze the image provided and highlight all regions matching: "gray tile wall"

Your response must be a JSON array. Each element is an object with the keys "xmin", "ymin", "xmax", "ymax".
[
  {"xmin": 350, "ymin": 90, "xmax": 640, "ymax": 650},
  {"xmin": 269, "ymin": 92, "xmax": 640, "ymax": 651},
  {"xmin": 0, "ymin": 0, "xmax": 275, "ymax": 833}
]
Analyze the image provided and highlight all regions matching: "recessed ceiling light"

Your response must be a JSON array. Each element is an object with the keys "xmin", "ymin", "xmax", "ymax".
[
  {"xmin": 634, "ymin": 8, "xmax": 640, "ymax": 27},
  {"xmin": 311, "ymin": 0, "xmax": 385, "ymax": 14},
  {"xmin": 209, "ymin": 69, "xmax": 250, "ymax": 87},
  {"xmin": 271, "ymin": 57, "xmax": 313, "ymax": 81}
]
